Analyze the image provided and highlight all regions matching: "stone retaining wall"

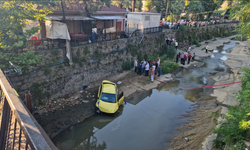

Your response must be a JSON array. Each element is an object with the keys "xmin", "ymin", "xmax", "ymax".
[{"xmin": 11, "ymin": 23, "xmax": 238, "ymax": 104}]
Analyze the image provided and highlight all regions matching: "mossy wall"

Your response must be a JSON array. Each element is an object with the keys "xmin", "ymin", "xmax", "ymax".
[{"xmin": 11, "ymin": 23, "xmax": 238, "ymax": 105}]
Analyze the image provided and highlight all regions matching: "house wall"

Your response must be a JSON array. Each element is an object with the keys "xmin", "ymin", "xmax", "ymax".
[
  {"xmin": 127, "ymin": 14, "xmax": 161, "ymax": 33},
  {"xmin": 66, "ymin": 20, "xmax": 81, "ymax": 35}
]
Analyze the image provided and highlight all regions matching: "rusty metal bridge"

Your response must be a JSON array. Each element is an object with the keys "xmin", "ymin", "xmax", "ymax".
[{"xmin": 0, "ymin": 70, "xmax": 57, "ymax": 150}]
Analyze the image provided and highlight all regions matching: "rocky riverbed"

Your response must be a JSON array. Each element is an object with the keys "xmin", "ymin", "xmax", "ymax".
[{"xmin": 34, "ymin": 35, "xmax": 247, "ymax": 150}]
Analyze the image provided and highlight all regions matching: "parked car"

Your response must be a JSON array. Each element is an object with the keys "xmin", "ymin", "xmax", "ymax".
[{"xmin": 95, "ymin": 80, "xmax": 124, "ymax": 116}]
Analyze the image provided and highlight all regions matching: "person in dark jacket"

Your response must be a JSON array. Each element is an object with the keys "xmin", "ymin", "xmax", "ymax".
[
  {"xmin": 138, "ymin": 61, "xmax": 143, "ymax": 75},
  {"xmin": 188, "ymin": 53, "xmax": 192, "ymax": 64}
]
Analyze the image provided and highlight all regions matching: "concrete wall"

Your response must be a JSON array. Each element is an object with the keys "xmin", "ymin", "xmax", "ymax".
[{"xmin": 11, "ymin": 23, "xmax": 238, "ymax": 104}]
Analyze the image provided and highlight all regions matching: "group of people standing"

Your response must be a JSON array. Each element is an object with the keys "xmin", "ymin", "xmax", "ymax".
[
  {"xmin": 134, "ymin": 57, "xmax": 161, "ymax": 83},
  {"xmin": 176, "ymin": 47, "xmax": 196, "ymax": 65}
]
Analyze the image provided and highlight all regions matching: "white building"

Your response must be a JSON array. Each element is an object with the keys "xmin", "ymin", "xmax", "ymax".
[{"xmin": 127, "ymin": 12, "xmax": 161, "ymax": 33}]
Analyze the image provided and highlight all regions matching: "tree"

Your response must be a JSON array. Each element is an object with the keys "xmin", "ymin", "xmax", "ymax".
[
  {"xmin": 111, "ymin": 0, "xmax": 142, "ymax": 12},
  {"xmin": 229, "ymin": 0, "xmax": 250, "ymax": 39},
  {"xmin": 170, "ymin": 0, "xmax": 185, "ymax": 19},
  {"xmin": 0, "ymin": 1, "xmax": 50, "ymax": 73},
  {"xmin": 185, "ymin": 0, "xmax": 224, "ymax": 20}
]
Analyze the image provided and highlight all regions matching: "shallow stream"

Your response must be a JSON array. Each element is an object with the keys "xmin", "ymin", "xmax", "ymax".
[{"xmin": 52, "ymin": 41, "xmax": 238, "ymax": 150}]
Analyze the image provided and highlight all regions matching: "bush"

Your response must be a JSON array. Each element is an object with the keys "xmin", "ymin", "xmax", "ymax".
[
  {"xmin": 161, "ymin": 62, "xmax": 179, "ymax": 74},
  {"xmin": 212, "ymin": 137, "xmax": 225, "ymax": 149},
  {"xmin": 196, "ymin": 43, "xmax": 202, "ymax": 47},
  {"xmin": 212, "ymin": 68, "xmax": 250, "ymax": 148},
  {"xmin": 122, "ymin": 61, "xmax": 133, "ymax": 70},
  {"xmin": 166, "ymin": 14, "xmax": 175, "ymax": 22},
  {"xmin": 179, "ymin": 25, "xmax": 187, "ymax": 31},
  {"xmin": 166, "ymin": 45, "xmax": 176, "ymax": 59}
]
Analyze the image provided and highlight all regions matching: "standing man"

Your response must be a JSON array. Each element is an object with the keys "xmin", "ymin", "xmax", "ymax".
[
  {"xmin": 25, "ymin": 91, "xmax": 32, "ymax": 113},
  {"xmin": 157, "ymin": 65, "xmax": 162, "ymax": 77},
  {"xmin": 188, "ymin": 46, "xmax": 191, "ymax": 53},
  {"xmin": 175, "ymin": 41, "xmax": 178, "ymax": 50},
  {"xmin": 188, "ymin": 53, "xmax": 192, "ymax": 64},
  {"xmin": 166, "ymin": 37, "xmax": 169, "ymax": 45},
  {"xmin": 138, "ymin": 61, "xmax": 143, "ymax": 75},
  {"xmin": 134, "ymin": 58, "xmax": 138, "ymax": 73},
  {"xmin": 145, "ymin": 62, "xmax": 149, "ymax": 76},
  {"xmin": 180, "ymin": 52, "xmax": 184, "ymax": 65},
  {"xmin": 192, "ymin": 53, "xmax": 196, "ymax": 61},
  {"xmin": 206, "ymin": 44, "xmax": 209, "ymax": 53},
  {"xmin": 151, "ymin": 66, "xmax": 155, "ymax": 83}
]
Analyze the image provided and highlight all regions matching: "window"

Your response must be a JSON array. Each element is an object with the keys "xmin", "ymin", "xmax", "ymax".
[
  {"xmin": 100, "ymin": 93, "xmax": 116, "ymax": 103},
  {"xmin": 145, "ymin": 16, "xmax": 150, "ymax": 21}
]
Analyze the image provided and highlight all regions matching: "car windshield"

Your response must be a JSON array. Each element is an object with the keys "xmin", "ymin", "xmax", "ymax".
[{"xmin": 100, "ymin": 93, "xmax": 116, "ymax": 103}]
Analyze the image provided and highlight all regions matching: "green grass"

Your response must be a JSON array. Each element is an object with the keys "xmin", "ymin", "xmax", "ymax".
[{"xmin": 161, "ymin": 62, "xmax": 179, "ymax": 74}]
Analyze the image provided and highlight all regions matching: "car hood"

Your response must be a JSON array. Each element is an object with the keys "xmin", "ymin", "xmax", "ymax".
[{"xmin": 98, "ymin": 100, "xmax": 118, "ymax": 114}]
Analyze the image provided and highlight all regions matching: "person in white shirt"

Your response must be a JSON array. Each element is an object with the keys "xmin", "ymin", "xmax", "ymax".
[
  {"xmin": 145, "ymin": 62, "xmax": 149, "ymax": 76},
  {"xmin": 175, "ymin": 41, "xmax": 178, "ymax": 50},
  {"xmin": 157, "ymin": 57, "xmax": 160, "ymax": 66},
  {"xmin": 206, "ymin": 44, "xmax": 209, "ymax": 53},
  {"xmin": 188, "ymin": 46, "xmax": 191, "ymax": 53},
  {"xmin": 134, "ymin": 58, "xmax": 138, "ymax": 73}
]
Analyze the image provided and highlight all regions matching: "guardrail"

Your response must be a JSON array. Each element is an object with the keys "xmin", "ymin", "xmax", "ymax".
[
  {"xmin": 24, "ymin": 31, "xmax": 129, "ymax": 50},
  {"xmin": 0, "ymin": 70, "xmax": 57, "ymax": 150},
  {"xmin": 24, "ymin": 22, "xmax": 239, "ymax": 51}
]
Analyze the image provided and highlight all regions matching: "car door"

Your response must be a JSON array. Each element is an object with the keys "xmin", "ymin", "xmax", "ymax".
[
  {"xmin": 118, "ymin": 92, "xmax": 124, "ymax": 106},
  {"xmin": 98, "ymin": 85, "xmax": 102, "ymax": 99}
]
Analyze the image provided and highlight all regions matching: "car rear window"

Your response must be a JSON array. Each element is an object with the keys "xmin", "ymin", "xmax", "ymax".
[{"xmin": 100, "ymin": 93, "xmax": 116, "ymax": 103}]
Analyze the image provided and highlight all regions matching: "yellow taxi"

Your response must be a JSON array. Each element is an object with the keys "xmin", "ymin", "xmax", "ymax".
[{"xmin": 95, "ymin": 80, "xmax": 124, "ymax": 116}]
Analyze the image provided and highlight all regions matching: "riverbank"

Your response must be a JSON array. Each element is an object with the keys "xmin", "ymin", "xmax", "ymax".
[
  {"xmin": 166, "ymin": 35, "xmax": 242, "ymax": 150},
  {"xmin": 34, "ymin": 35, "xmax": 240, "ymax": 145},
  {"xmin": 202, "ymin": 39, "xmax": 250, "ymax": 150}
]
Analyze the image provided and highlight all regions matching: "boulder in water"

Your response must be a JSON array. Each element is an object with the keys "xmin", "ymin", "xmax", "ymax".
[
  {"xmin": 202, "ymin": 77, "xmax": 207, "ymax": 84},
  {"xmin": 212, "ymin": 49, "xmax": 219, "ymax": 53},
  {"xmin": 220, "ymin": 56, "xmax": 227, "ymax": 61},
  {"xmin": 221, "ymin": 51, "xmax": 227, "ymax": 54},
  {"xmin": 210, "ymin": 54, "xmax": 215, "ymax": 58}
]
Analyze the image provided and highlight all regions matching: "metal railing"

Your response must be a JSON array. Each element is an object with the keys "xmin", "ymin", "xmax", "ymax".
[
  {"xmin": 23, "ymin": 22, "xmax": 239, "ymax": 51},
  {"xmin": 24, "ymin": 31, "xmax": 129, "ymax": 50},
  {"xmin": 0, "ymin": 70, "xmax": 57, "ymax": 150},
  {"xmin": 143, "ymin": 26, "xmax": 163, "ymax": 34}
]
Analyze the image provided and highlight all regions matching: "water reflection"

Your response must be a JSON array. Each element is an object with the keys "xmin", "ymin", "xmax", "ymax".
[{"xmin": 53, "ymin": 41, "xmax": 238, "ymax": 150}]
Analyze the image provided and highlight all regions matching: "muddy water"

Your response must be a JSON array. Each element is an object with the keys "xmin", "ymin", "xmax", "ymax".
[{"xmin": 52, "ymin": 41, "xmax": 238, "ymax": 150}]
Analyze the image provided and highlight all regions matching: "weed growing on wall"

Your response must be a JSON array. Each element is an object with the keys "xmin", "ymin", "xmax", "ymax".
[
  {"xmin": 51, "ymin": 49, "xmax": 60, "ymax": 56},
  {"xmin": 122, "ymin": 61, "xmax": 133, "ymax": 70},
  {"xmin": 43, "ymin": 67, "xmax": 51, "ymax": 76}
]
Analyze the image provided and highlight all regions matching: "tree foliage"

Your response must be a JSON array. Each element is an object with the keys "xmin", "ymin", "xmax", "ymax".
[
  {"xmin": 213, "ymin": 67, "xmax": 250, "ymax": 149},
  {"xmin": 144, "ymin": 0, "xmax": 184, "ymax": 14},
  {"xmin": 185, "ymin": 0, "xmax": 224, "ymax": 20},
  {"xmin": 229, "ymin": 0, "xmax": 250, "ymax": 39},
  {"xmin": 0, "ymin": 1, "xmax": 49, "ymax": 72},
  {"xmin": 111, "ymin": 0, "xmax": 142, "ymax": 12},
  {"xmin": 0, "ymin": 1, "xmax": 49, "ymax": 51}
]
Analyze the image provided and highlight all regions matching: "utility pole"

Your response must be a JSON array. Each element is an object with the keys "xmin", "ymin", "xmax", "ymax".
[
  {"xmin": 132, "ymin": 0, "xmax": 136, "ymax": 12},
  {"xmin": 61, "ymin": 0, "xmax": 73, "ymax": 65},
  {"xmin": 61, "ymin": 0, "xmax": 66, "ymax": 23}
]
